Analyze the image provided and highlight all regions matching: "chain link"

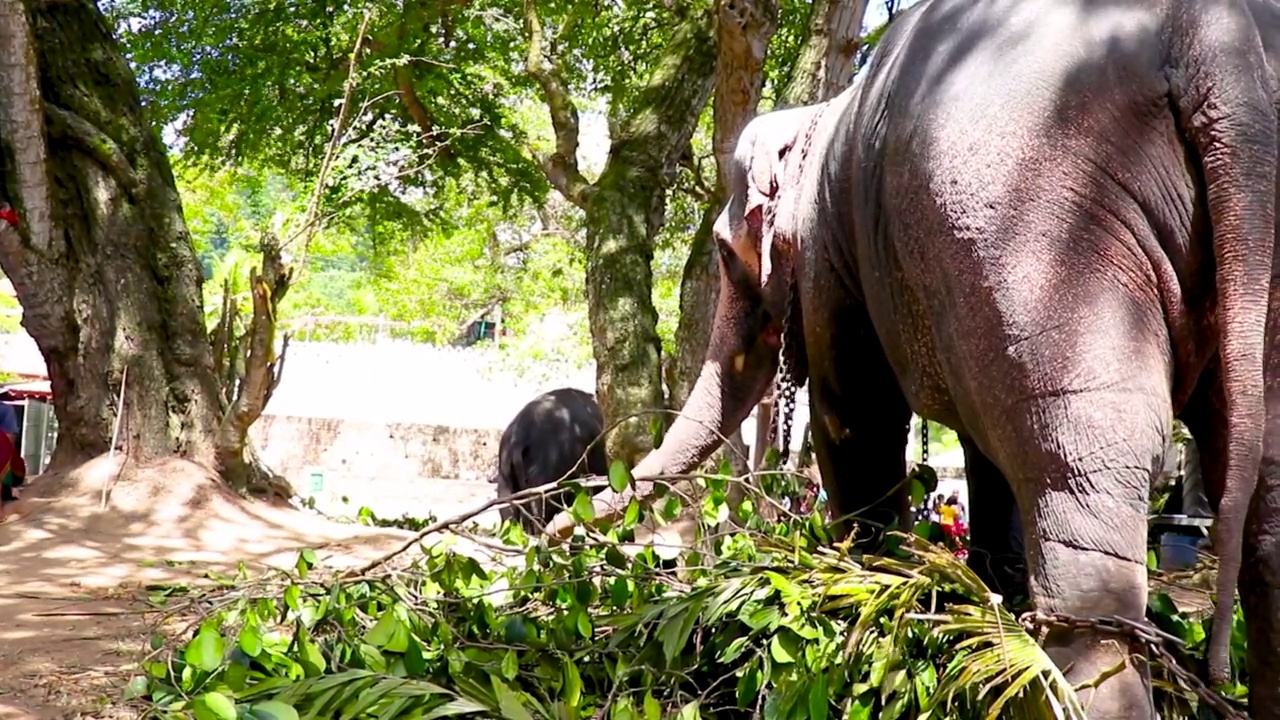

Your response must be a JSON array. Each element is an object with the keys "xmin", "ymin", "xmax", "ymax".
[
  {"xmin": 921, "ymin": 416, "xmax": 929, "ymax": 465},
  {"xmin": 1019, "ymin": 611, "xmax": 1248, "ymax": 720},
  {"xmin": 771, "ymin": 270, "xmax": 798, "ymax": 468}
]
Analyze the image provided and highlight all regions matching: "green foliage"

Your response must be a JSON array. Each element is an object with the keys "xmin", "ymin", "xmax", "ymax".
[{"xmin": 132, "ymin": 477, "xmax": 1248, "ymax": 720}]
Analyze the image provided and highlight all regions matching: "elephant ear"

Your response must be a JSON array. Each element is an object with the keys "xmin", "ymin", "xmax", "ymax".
[{"xmin": 744, "ymin": 133, "xmax": 796, "ymax": 287}]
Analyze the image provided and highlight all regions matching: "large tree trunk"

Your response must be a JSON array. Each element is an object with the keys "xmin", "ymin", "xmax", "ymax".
[
  {"xmin": 778, "ymin": 0, "xmax": 869, "ymax": 108},
  {"xmin": 0, "ymin": 0, "xmax": 238, "ymax": 478},
  {"xmin": 670, "ymin": 0, "xmax": 867, "ymax": 472},
  {"xmin": 525, "ymin": 2, "xmax": 717, "ymax": 467},
  {"xmin": 669, "ymin": 0, "xmax": 779, "ymax": 476}
]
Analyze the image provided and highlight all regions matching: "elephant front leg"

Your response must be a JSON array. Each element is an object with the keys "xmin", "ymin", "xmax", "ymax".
[
  {"xmin": 808, "ymin": 367, "xmax": 912, "ymax": 548},
  {"xmin": 960, "ymin": 438, "xmax": 1029, "ymax": 605}
]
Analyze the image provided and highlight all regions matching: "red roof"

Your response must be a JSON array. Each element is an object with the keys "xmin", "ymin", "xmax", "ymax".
[{"xmin": 2, "ymin": 379, "xmax": 51, "ymax": 401}]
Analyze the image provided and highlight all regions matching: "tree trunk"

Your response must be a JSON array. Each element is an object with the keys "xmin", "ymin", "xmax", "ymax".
[
  {"xmin": 669, "ymin": 0, "xmax": 779, "ymax": 476},
  {"xmin": 777, "ymin": 0, "xmax": 869, "ymax": 108},
  {"xmin": 0, "ymin": 0, "xmax": 265, "ymax": 488},
  {"xmin": 213, "ymin": 232, "xmax": 293, "ymax": 496},
  {"xmin": 584, "ymin": 12, "xmax": 717, "ymax": 465},
  {"xmin": 525, "ymin": 3, "xmax": 718, "ymax": 467}
]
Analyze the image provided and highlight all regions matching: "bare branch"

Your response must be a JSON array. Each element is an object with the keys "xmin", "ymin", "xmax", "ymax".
[
  {"xmin": 522, "ymin": 0, "xmax": 593, "ymax": 207},
  {"xmin": 287, "ymin": 7, "xmax": 375, "ymax": 264}
]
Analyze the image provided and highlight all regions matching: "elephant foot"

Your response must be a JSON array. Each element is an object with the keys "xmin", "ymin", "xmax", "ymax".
[
  {"xmin": 1038, "ymin": 626, "xmax": 1153, "ymax": 720},
  {"xmin": 1029, "ymin": 538, "xmax": 1156, "ymax": 719}
]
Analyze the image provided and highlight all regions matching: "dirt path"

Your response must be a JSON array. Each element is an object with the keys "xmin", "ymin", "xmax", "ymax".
[{"xmin": 0, "ymin": 456, "xmax": 423, "ymax": 719}]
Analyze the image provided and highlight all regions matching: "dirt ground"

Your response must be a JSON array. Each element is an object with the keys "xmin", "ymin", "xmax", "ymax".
[{"xmin": 0, "ymin": 455, "xmax": 462, "ymax": 720}]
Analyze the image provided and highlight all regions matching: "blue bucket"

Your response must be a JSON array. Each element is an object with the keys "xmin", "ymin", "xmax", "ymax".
[{"xmin": 1159, "ymin": 533, "xmax": 1202, "ymax": 571}]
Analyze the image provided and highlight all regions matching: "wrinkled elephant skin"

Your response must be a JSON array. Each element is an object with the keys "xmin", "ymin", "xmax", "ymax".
[
  {"xmin": 549, "ymin": 0, "xmax": 1278, "ymax": 717},
  {"xmin": 494, "ymin": 388, "xmax": 609, "ymax": 533}
]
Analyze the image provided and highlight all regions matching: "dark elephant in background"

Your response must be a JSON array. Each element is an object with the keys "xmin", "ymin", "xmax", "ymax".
[
  {"xmin": 546, "ymin": 0, "xmax": 1278, "ymax": 716},
  {"xmin": 492, "ymin": 388, "xmax": 608, "ymax": 533}
]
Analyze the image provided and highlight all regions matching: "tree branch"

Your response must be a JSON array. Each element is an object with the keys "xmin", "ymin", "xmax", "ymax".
[
  {"xmin": 44, "ymin": 105, "xmax": 143, "ymax": 201},
  {"xmin": 522, "ymin": 0, "xmax": 592, "ymax": 207},
  {"xmin": 218, "ymin": 231, "xmax": 292, "ymax": 453},
  {"xmin": 393, "ymin": 61, "xmax": 454, "ymax": 163}
]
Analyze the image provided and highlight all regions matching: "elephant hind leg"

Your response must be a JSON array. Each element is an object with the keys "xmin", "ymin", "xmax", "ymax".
[
  {"xmin": 959, "ymin": 438, "xmax": 1028, "ymax": 606},
  {"xmin": 980, "ymin": 386, "xmax": 1167, "ymax": 720}
]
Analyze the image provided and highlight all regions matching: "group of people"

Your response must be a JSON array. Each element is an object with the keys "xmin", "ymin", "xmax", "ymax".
[{"xmin": 918, "ymin": 491, "xmax": 969, "ymax": 556}]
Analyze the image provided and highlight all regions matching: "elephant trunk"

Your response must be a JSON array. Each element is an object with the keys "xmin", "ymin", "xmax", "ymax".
[{"xmin": 542, "ymin": 264, "xmax": 782, "ymax": 539}]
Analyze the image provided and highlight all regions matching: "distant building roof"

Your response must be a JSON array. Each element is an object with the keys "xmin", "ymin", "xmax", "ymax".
[{"xmin": 1, "ymin": 379, "xmax": 51, "ymax": 401}]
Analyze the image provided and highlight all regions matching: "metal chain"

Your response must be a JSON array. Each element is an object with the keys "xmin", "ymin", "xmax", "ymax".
[
  {"xmin": 772, "ymin": 271, "xmax": 798, "ymax": 468},
  {"xmin": 1019, "ymin": 611, "xmax": 1248, "ymax": 720},
  {"xmin": 921, "ymin": 417, "xmax": 929, "ymax": 465}
]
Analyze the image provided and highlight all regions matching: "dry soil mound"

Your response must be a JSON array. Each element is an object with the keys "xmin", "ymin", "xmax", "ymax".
[{"xmin": 0, "ymin": 455, "xmax": 419, "ymax": 719}]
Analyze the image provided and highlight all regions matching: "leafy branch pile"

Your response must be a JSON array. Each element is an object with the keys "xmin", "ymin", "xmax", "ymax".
[{"xmin": 130, "ymin": 478, "xmax": 1247, "ymax": 720}]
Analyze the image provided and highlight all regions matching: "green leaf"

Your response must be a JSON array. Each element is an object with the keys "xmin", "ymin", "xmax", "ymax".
[
  {"xmin": 808, "ymin": 673, "xmax": 829, "ymax": 720},
  {"xmin": 643, "ymin": 692, "xmax": 661, "ymax": 720},
  {"xmin": 283, "ymin": 584, "xmax": 301, "ymax": 611},
  {"xmin": 490, "ymin": 676, "xmax": 535, "ymax": 720},
  {"xmin": 296, "ymin": 626, "xmax": 326, "ymax": 677},
  {"xmin": 608, "ymin": 459, "xmax": 632, "ymax": 493},
  {"xmin": 676, "ymin": 701, "xmax": 700, "ymax": 720},
  {"xmin": 768, "ymin": 633, "xmax": 795, "ymax": 664},
  {"xmin": 238, "ymin": 623, "xmax": 263, "ymax": 658},
  {"xmin": 563, "ymin": 658, "xmax": 582, "ymax": 707},
  {"xmin": 624, "ymin": 498, "xmax": 641, "ymax": 528},
  {"xmin": 571, "ymin": 490, "xmax": 596, "ymax": 523},
  {"xmin": 246, "ymin": 700, "xmax": 301, "ymax": 720},
  {"xmin": 295, "ymin": 548, "xmax": 317, "ymax": 579},
  {"xmin": 847, "ymin": 692, "xmax": 874, "ymax": 720},
  {"xmin": 700, "ymin": 493, "xmax": 729, "ymax": 525},
  {"xmin": 659, "ymin": 495, "xmax": 682, "ymax": 522},
  {"xmin": 576, "ymin": 608, "xmax": 593, "ymax": 639},
  {"xmin": 194, "ymin": 692, "xmax": 238, "ymax": 720},
  {"xmin": 365, "ymin": 609, "xmax": 409, "ymax": 652},
  {"xmin": 610, "ymin": 577, "xmax": 631, "ymax": 607},
  {"xmin": 737, "ymin": 663, "xmax": 762, "ymax": 707},
  {"xmin": 500, "ymin": 649, "xmax": 519, "ymax": 681},
  {"xmin": 404, "ymin": 635, "xmax": 427, "ymax": 677},
  {"xmin": 185, "ymin": 626, "xmax": 225, "ymax": 673},
  {"xmin": 122, "ymin": 676, "xmax": 149, "ymax": 701}
]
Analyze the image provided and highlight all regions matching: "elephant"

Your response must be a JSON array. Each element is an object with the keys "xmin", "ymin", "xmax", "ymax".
[
  {"xmin": 492, "ymin": 388, "xmax": 609, "ymax": 533},
  {"xmin": 545, "ymin": 0, "xmax": 1278, "ymax": 716}
]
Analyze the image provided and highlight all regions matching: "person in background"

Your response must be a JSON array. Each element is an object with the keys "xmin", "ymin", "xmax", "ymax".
[
  {"xmin": 0, "ymin": 396, "xmax": 17, "ymax": 446},
  {"xmin": 0, "ymin": 397, "xmax": 25, "ymax": 521}
]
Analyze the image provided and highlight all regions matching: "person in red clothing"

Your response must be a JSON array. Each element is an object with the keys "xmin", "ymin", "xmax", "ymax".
[{"xmin": 0, "ymin": 428, "xmax": 28, "ymax": 522}]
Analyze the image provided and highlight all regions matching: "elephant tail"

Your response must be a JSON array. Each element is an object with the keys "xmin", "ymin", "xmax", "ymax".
[{"xmin": 1168, "ymin": 0, "xmax": 1278, "ymax": 685}]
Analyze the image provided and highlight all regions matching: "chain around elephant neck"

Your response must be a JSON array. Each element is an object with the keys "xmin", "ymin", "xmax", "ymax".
[{"xmin": 770, "ymin": 103, "xmax": 826, "ymax": 467}]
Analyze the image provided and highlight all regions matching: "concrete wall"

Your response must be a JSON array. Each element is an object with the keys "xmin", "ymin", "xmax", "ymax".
[{"xmin": 250, "ymin": 415, "xmax": 505, "ymax": 485}]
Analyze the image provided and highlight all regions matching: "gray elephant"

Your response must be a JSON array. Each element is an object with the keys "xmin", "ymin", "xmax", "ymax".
[
  {"xmin": 492, "ymin": 388, "xmax": 609, "ymax": 533},
  {"xmin": 546, "ymin": 0, "xmax": 1277, "ymax": 716}
]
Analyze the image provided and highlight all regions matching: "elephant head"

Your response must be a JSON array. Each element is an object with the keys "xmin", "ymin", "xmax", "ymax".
[{"xmin": 543, "ymin": 103, "xmax": 829, "ymax": 538}]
